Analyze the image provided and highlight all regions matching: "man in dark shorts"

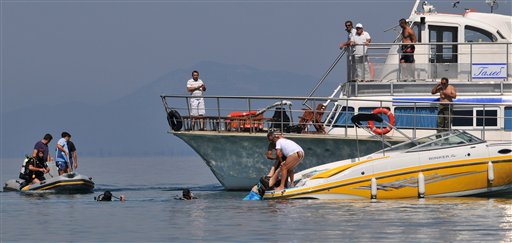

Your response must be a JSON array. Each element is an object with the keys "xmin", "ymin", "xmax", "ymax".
[{"xmin": 399, "ymin": 18, "xmax": 417, "ymax": 80}]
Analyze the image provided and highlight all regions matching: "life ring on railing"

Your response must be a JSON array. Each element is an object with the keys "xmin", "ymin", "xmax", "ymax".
[
  {"xmin": 367, "ymin": 107, "xmax": 395, "ymax": 135},
  {"xmin": 167, "ymin": 109, "xmax": 183, "ymax": 131}
]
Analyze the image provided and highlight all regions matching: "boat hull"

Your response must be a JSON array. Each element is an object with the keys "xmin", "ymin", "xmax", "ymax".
[
  {"xmin": 174, "ymin": 131, "xmax": 400, "ymax": 190},
  {"xmin": 264, "ymin": 156, "xmax": 512, "ymax": 199}
]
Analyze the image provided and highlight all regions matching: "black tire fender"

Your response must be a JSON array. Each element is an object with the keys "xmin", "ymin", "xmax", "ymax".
[{"xmin": 167, "ymin": 110, "xmax": 183, "ymax": 131}]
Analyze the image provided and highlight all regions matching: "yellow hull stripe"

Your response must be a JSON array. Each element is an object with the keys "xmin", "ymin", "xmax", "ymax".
[
  {"xmin": 21, "ymin": 180, "xmax": 94, "ymax": 191},
  {"xmin": 310, "ymin": 156, "xmax": 389, "ymax": 179}
]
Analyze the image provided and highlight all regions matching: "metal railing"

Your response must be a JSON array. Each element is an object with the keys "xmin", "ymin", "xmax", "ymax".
[
  {"xmin": 346, "ymin": 42, "xmax": 512, "ymax": 82},
  {"xmin": 161, "ymin": 94, "xmax": 512, "ymax": 141}
]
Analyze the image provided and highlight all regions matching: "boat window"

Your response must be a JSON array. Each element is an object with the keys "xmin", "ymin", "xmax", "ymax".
[
  {"xmin": 476, "ymin": 109, "xmax": 498, "ymax": 127},
  {"xmin": 505, "ymin": 107, "xmax": 512, "ymax": 131},
  {"xmin": 465, "ymin": 26, "xmax": 497, "ymax": 42},
  {"xmin": 453, "ymin": 109, "xmax": 473, "ymax": 127},
  {"xmin": 409, "ymin": 131, "xmax": 483, "ymax": 152},
  {"xmin": 394, "ymin": 107, "xmax": 437, "ymax": 129},
  {"xmin": 331, "ymin": 106, "xmax": 355, "ymax": 127},
  {"xmin": 452, "ymin": 108, "xmax": 500, "ymax": 128},
  {"xmin": 413, "ymin": 22, "xmax": 422, "ymax": 43}
]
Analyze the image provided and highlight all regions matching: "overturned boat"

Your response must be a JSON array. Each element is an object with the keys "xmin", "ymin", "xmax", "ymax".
[
  {"xmin": 262, "ymin": 114, "xmax": 512, "ymax": 199},
  {"xmin": 4, "ymin": 172, "xmax": 95, "ymax": 194}
]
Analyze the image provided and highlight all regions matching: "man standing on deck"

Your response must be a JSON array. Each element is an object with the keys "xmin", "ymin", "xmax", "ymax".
[
  {"xmin": 431, "ymin": 77, "xmax": 457, "ymax": 133},
  {"xmin": 350, "ymin": 23, "xmax": 372, "ymax": 81},
  {"xmin": 186, "ymin": 70, "xmax": 207, "ymax": 130},
  {"xmin": 399, "ymin": 18, "xmax": 417, "ymax": 80}
]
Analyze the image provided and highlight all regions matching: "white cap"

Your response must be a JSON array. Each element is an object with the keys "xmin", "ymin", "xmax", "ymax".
[{"xmin": 355, "ymin": 23, "xmax": 363, "ymax": 28}]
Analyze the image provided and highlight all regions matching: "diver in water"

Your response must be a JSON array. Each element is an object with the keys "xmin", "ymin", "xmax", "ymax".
[
  {"xmin": 95, "ymin": 191, "xmax": 125, "ymax": 201},
  {"xmin": 176, "ymin": 189, "xmax": 197, "ymax": 200}
]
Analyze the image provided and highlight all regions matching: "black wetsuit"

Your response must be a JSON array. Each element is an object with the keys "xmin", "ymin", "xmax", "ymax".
[{"xmin": 23, "ymin": 157, "xmax": 47, "ymax": 183}]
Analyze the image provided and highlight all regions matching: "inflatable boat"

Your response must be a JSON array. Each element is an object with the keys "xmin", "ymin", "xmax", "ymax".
[{"xmin": 3, "ymin": 172, "xmax": 95, "ymax": 193}]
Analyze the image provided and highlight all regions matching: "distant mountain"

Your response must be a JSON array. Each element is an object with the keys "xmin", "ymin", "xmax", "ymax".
[{"xmin": 1, "ymin": 61, "xmax": 339, "ymax": 158}]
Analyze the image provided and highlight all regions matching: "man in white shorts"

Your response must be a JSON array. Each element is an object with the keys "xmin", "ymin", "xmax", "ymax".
[
  {"xmin": 186, "ymin": 70, "xmax": 207, "ymax": 130},
  {"xmin": 267, "ymin": 131, "xmax": 305, "ymax": 191}
]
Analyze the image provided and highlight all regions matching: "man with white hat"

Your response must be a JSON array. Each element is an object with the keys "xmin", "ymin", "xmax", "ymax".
[{"xmin": 350, "ymin": 23, "xmax": 372, "ymax": 81}]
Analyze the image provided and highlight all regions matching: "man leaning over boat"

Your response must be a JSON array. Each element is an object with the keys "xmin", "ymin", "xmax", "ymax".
[{"xmin": 266, "ymin": 131, "xmax": 305, "ymax": 191}]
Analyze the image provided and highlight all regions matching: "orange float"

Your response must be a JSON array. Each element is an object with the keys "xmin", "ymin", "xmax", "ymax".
[{"xmin": 367, "ymin": 107, "xmax": 395, "ymax": 135}]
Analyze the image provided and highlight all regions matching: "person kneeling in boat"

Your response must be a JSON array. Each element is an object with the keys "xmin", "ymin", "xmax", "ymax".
[
  {"xmin": 21, "ymin": 149, "xmax": 50, "ymax": 185},
  {"xmin": 266, "ymin": 131, "xmax": 304, "ymax": 191}
]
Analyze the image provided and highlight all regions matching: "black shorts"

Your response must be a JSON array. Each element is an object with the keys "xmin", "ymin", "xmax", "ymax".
[{"xmin": 401, "ymin": 44, "xmax": 415, "ymax": 63}]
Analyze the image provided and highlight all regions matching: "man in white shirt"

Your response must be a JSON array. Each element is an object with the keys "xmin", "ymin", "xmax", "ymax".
[
  {"xmin": 267, "ymin": 131, "xmax": 305, "ymax": 191},
  {"xmin": 186, "ymin": 70, "xmax": 207, "ymax": 130},
  {"xmin": 350, "ymin": 23, "xmax": 372, "ymax": 81},
  {"xmin": 55, "ymin": 132, "xmax": 71, "ymax": 175}
]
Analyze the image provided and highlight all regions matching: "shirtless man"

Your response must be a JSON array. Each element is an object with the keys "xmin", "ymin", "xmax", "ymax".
[
  {"xmin": 399, "ymin": 18, "xmax": 417, "ymax": 63},
  {"xmin": 399, "ymin": 18, "xmax": 417, "ymax": 81},
  {"xmin": 431, "ymin": 77, "xmax": 457, "ymax": 132}
]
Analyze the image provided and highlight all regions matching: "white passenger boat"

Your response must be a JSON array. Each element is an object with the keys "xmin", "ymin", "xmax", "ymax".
[{"xmin": 161, "ymin": 0, "xmax": 512, "ymax": 190}]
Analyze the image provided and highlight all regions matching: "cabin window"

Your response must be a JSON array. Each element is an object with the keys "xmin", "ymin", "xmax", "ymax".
[
  {"xmin": 465, "ymin": 26, "xmax": 497, "ymax": 42},
  {"xmin": 505, "ymin": 107, "xmax": 512, "ymax": 131},
  {"xmin": 453, "ymin": 110, "xmax": 473, "ymax": 127},
  {"xmin": 453, "ymin": 108, "xmax": 500, "ymax": 128},
  {"xmin": 476, "ymin": 109, "xmax": 498, "ymax": 127},
  {"xmin": 331, "ymin": 106, "xmax": 355, "ymax": 127},
  {"xmin": 394, "ymin": 107, "xmax": 437, "ymax": 128},
  {"xmin": 413, "ymin": 22, "xmax": 422, "ymax": 43}
]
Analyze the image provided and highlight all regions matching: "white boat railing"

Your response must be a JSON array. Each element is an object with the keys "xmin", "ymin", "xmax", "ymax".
[{"xmin": 160, "ymin": 95, "xmax": 512, "ymax": 141}]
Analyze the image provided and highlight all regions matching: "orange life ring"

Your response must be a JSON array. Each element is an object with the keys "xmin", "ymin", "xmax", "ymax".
[{"xmin": 367, "ymin": 107, "xmax": 395, "ymax": 135}]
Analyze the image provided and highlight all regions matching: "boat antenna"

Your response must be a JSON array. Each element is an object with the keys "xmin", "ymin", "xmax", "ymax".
[{"xmin": 485, "ymin": 0, "xmax": 498, "ymax": 13}]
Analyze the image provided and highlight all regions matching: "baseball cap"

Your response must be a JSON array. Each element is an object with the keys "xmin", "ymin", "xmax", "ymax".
[{"xmin": 355, "ymin": 23, "xmax": 363, "ymax": 28}]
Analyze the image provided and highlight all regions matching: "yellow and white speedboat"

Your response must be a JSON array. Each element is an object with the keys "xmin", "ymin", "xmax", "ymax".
[{"xmin": 264, "ymin": 116, "xmax": 512, "ymax": 200}]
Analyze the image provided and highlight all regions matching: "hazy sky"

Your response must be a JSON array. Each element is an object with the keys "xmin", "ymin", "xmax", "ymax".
[{"xmin": 1, "ymin": 0, "xmax": 511, "ymax": 112}]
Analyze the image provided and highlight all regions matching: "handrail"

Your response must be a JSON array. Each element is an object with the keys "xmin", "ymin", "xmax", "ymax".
[
  {"xmin": 161, "ymin": 94, "xmax": 512, "ymax": 106},
  {"xmin": 303, "ymin": 49, "xmax": 347, "ymax": 108}
]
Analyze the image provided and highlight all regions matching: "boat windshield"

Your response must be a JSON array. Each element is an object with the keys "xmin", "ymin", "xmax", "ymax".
[{"xmin": 382, "ymin": 130, "xmax": 483, "ymax": 153}]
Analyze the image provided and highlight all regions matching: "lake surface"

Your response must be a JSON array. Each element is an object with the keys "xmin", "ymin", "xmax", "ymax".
[{"xmin": 1, "ymin": 156, "xmax": 511, "ymax": 242}]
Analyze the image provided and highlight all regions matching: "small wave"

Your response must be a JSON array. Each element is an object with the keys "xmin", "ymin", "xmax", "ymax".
[{"xmin": 93, "ymin": 183, "xmax": 223, "ymax": 192}]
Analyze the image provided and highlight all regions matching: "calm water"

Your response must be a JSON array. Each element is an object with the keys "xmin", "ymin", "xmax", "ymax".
[{"xmin": 1, "ymin": 156, "xmax": 511, "ymax": 242}]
